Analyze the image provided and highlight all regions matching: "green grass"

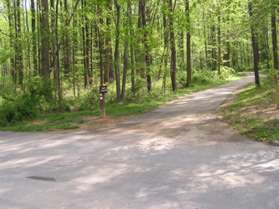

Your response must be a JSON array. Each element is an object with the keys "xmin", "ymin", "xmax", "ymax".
[
  {"xmin": 0, "ymin": 74, "xmax": 239, "ymax": 132},
  {"xmin": 221, "ymin": 78, "xmax": 279, "ymax": 143},
  {"xmin": 0, "ymin": 111, "xmax": 92, "ymax": 132}
]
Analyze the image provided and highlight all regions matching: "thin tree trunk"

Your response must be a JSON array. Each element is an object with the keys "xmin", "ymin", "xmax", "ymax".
[
  {"xmin": 121, "ymin": 40, "xmax": 129, "ymax": 100},
  {"xmin": 15, "ymin": 0, "xmax": 24, "ymax": 85},
  {"xmin": 81, "ymin": 0, "xmax": 90, "ymax": 88},
  {"xmin": 114, "ymin": 0, "xmax": 121, "ymax": 100},
  {"xmin": 63, "ymin": 0, "xmax": 71, "ymax": 75},
  {"xmin": 6, "ymin": 0, "xmax": 16, "ymax": 84},
  {"xmin": 40, "ymin": 0, "xmax": 51, "ymax": 97},
  {"xmin": 168, "ymin": 0, "xmax": 177, "ymax": 91},
  {"xmin": 140, "ymin": 0, "xmax": 152, "ymax": 92},
  {"xmin": 55, "ymin": 0, "xmax": 62, "ymax": 107},
  {"xmin": 185, "ymin": 0, "xmax": 192, "ymax": 86},
  {"xmin": 30, "ymin": 0, "xmax": 38, "ymax": 75},
  {"xmin": 104, "ymin": 0, "xmax": 114, "ymax": 83},
  {"xmin": 162, "ymin": 1, "xmax": 169, "ymax": 94},
  {"xmin": 217, "ymin": 6, "xmax": 222, "ymax": 75},
  {"xmin": 50, "ymin": 0, "xmax": 62, "ymax": 106},
  {"xmin": 128, "ymin": 0, "xmax": 136, "ymax": 95},
  {"xmin": 271, "ymin": 3, "xmax": 279, "ymax": 108},
  {"xmin": 24, "ymin": 0, "xmax": 31, "ymax": 79},
  {"xmin": 202, "ymin": 8, "xmax": 208, "ymax": 69},
  {"xmin": 211, "ymin": 25, "xmax": 217, "ymax": 71},
  {"xmin": 97, "ymin": 6, "xmax": 105, "ymax": 87},
  {"xmin": 71, "ymin": 4, "xmax": 77, "ymax": 98},
  {"xmin": 248, "ymin": 1, "xmax": 260, "ymax": 87}
]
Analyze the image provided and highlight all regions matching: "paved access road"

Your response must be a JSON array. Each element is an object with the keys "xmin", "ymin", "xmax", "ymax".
[{"xmin": 0, "ymin": 76, "xmax": 278, "ymax": 209}]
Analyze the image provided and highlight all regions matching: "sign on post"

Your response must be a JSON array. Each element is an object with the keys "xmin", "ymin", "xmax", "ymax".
[{"xmin": 99, "ymin": 84, "xmax": 108, "ymax": 118}]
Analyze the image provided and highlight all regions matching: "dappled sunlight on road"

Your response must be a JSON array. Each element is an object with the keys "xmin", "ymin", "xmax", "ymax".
[
  {"xmin": 137, "ymin": 136, "xmax": 176, "ymax": 152},
  {"xmin": 72, "ymin": 164, "xmax": 129, "ymax": 193},
  {"xmin": 183, "ymin": 150, "xmax": 279, "ymax": 192},
  {"xmin": 0, "ymin": 76, "xmax": 278, "ymax": 209}
]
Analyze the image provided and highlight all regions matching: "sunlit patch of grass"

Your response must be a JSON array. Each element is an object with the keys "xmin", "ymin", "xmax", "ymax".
[{"xmin": 221, "ymin": 79, "xmax": 279, "ymax": 143}]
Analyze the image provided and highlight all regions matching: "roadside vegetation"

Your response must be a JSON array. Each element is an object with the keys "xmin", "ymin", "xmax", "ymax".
[
  {"xmin": 0, "ymin": 69, "xmax": 238, "ymax": 132},
  {"xmin": 0, "ymin": 0, "xmax": 278, "ymax": 135},
  {"xmin": 221, "ymin": 74, "xmax": 279, "ymax": 143}
]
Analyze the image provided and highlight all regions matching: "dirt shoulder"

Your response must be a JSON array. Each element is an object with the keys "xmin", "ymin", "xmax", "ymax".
[{"xmin": 220, "ymin": 81, "xmax": 279, "ymax": 145}]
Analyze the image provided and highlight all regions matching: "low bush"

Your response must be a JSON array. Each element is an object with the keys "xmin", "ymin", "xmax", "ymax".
[
  {"xmin": 0, "ymin": 77, "xmax": 50, "ymax": 125},
  {"xmin": 193, "ymin": 67, "xmax": 236, "ymax": 84},
  {"xmin": 79, "ymin": 88, "xmax": 99, "ymax": 111}
]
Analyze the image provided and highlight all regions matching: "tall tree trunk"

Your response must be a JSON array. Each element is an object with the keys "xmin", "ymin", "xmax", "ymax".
[
  {"xmin": 30, "ymin": 0, "xmax": 38, "ymax": 74},
  {"xmin": 6, "ymin": 0, "xmax": 16, "ymax": 84},
  {"xmin": 81, "ymin": 0, "xmax": 90, "ymax": 88},
  {"xmin": 224, "ymin": 14, "xmax": 231, "ymax": 68},
  {"xmin": 271, "ymin": 3, "xmax": 279, "ymax": 108},
  {"xmin": 121, "ymin": 0, "xmax": 133, "ymax": 100},
  {"xmin": 15, "ymin": 0, "xmax": 24, "ymax": 85},
  {"xmin": 63, "ymin": 0, "xmax": 71, "ymax": 75},
  {"xmin": 51, "ymin": 0, "xmax": 62, "ymax": 106},
  {"xmin": 168, "ymin": 0, "xmax": 177, "ymax": 91},
  {"xmin": 248, "ymin": 1, "xmax": 260, "ymax": 87},
  {"xmin": 128, "ymin": 0, "xmax": 136, "ymax": 95},
  {"xmin": 162, "ymin": 1, "xmax": 169, "ymax": 94},
  {"xmin": 50, "ymin": 0, "xmax": 56, "ymax": 93},
  {"xmin": 140, "ymin": 0, "xmax": 152, "ymax": 92},
  {"xmin": 211, "ymin": 25, "xmax": 217, "ymax": 71},
  {"xmin": 40, "ymin": 0, "xmax": 51, "ymax": 96},
  {"xmin": 185, "ymin": 0, "xmax": 192, "ymax": 86},
  {"xmin": 104, "ymin": 0, "xmax": 114, "ymax": 83},
  {"xmin": 114, "ymin": 0, "xmax": 121, "ymax": 100},
  {"xmin": 71, "ymin": 3, "xmax": 78, "ymax": 98},
  {"xmin": 97, "ymin": 5, "xmax": 105, "ymax": 86},
  {"xmin": 24, "ymin": 0, "xmax": 31, "ymax": 78},
  {"xmin": 121, "ymin": 39, "xmax": 129, "ymax": 100},
  {"xmin": 30, "ymin": 0, "xmax": 38, "ymax": 75},
  {"xmin": 217, "ymin": 5, "xmax": 222, "ymax": 75},
  {"xmin": 202, "ymin": 8, "xmax": 208, "ymax": 69}
]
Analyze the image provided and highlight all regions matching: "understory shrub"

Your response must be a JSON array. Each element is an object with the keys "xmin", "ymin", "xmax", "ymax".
[
  {"xmin": 193, "ymin": 67, "xmax": 235, "ymax": 84},
  {"xmin": 79, "ymin": 88, "xmax": 99, "ymax": 111},
  {"xmin": 0, "ymin": 77, "xmax": 50, "ymax": 125}
]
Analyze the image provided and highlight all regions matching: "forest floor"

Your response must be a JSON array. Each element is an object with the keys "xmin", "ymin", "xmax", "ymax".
[
  {"xmin": 220, "ymin": 78, "xmax": 279, "ymax": 144},
  {"xmin": 1, "ymin": 75, "xmax": 279, "ymax": 209}
]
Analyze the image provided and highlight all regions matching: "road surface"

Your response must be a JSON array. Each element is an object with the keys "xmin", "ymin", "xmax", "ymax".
[{"xmin": 0, "ymin": 76, "xmax": 278, "ymax": 209}]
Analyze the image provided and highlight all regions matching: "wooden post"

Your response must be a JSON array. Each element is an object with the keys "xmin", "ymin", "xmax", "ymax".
[{"xmin": 99, "ymin": 84, "xmax": 108, "ymax": 118}]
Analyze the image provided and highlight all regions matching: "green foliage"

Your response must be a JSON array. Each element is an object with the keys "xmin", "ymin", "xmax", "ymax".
[
  {"xmin": 79, "ymin": 88, "xmax": 99, "ymax": 111},
  {"xmin": 0, "ymin": 48, "xmax": 11, "ymax": 64},
  {"xmin": 0, "ymin": 77, "xmax": 52, "ymax": 125},
  {"xmin": 0, "ymin": 0, "xmax": 267, "ymax": 132},
  {"xmin": 0, "ymin": 111, "xmax": 90, "ymax": 132},
  {"xmin": 0, "ymin": 94, "xmax": 38, "ymax": 125},
  {"xmin": 0, "ymin": 73, "xmax": 239, "ymax": 132},
  {"xmin": 132, "ymin": 78, "xmax": 147, "ymax": 97},
  {"xmin": 191, "ymin": 67, "xmax": 236, "ymax": 85}
]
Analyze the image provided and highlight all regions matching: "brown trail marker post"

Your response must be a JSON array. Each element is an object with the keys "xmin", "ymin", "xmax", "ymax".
[{"xmin": 99, "ymin": 84, "xmax": 108, "ymax": 118}]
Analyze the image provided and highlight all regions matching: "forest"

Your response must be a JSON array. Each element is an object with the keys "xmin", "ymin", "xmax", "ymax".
[
  {"xmin": 0, "ymin": 0, "xmax": 278, "ymax": 131},
  {"xmin": 1, "ymin": 0, "xmax": 279, "ymax": 206}
]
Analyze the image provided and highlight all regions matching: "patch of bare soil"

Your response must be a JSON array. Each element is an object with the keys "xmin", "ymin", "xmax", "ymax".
[
  {"xmin": 220, "ymin": 88, "xmax": 279, "ymax": 144},
  {"xmin": 241, "ymin": 104, "xmax": 279, "ymax": 121},
  {"xmin": 31, "ymin": 119, "xmax": 46, "ymax": 126},
  {"xmin": 80, "ymin": 115, "xmax": 128, "ymax": 132},
  {"xmin": 220, "ymin": 89, "xmax": 279, "ymax": 122}
]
